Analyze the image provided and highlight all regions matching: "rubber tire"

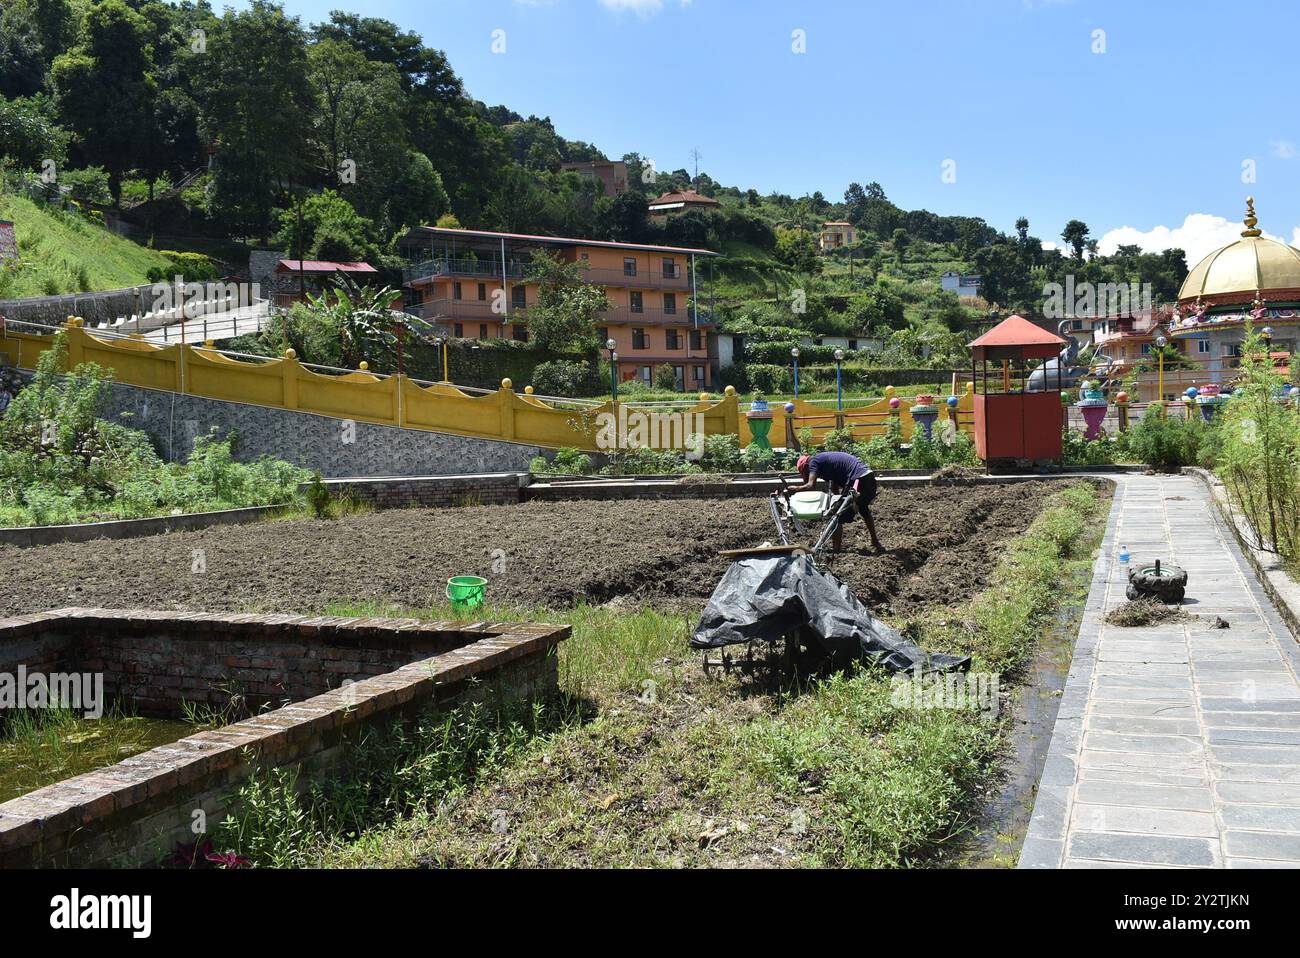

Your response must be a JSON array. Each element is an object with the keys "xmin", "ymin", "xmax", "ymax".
[{"xmin": 1126, "ymin": 563, "xmax": 1188, "ymax": 604}]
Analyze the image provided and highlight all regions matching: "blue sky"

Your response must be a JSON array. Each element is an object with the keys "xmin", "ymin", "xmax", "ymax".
[{"xmin": 238, "ymin": 0, "xmax": 1300, "ymax": 263}]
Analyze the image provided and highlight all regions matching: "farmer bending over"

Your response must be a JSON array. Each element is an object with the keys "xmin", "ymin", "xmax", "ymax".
[{"xmin": 784, "ymin": 451, "xmax": 883, "ymax": 553}]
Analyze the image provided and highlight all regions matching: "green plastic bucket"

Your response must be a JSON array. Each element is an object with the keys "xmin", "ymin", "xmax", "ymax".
[{"xmin": 446, "ymin": 575, "xmax": 488, "ymax": 611}]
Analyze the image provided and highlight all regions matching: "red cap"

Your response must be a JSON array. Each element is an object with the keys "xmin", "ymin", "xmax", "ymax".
[{"xmin": 796, "ymin": 454, "xmax": 811, "ymax": 478}]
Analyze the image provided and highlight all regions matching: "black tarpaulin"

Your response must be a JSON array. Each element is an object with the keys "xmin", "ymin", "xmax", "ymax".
[{"xmin": 690, "ymin": 554, "xmax": 970, "ymax": 675}]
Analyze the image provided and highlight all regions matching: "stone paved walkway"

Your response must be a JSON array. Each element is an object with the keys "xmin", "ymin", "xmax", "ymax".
[{"xmin": 1021, "ymin": 474, "xmax": 1300, "ymax": 868}]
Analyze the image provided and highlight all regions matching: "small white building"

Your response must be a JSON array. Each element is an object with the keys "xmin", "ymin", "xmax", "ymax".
[{"xmin": 940, "ymin": 270, "xmax": 982, "ymax": 299}]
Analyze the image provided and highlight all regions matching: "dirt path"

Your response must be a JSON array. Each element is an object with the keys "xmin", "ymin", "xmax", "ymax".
[{"xmin": 0, "ymin": 481, "xmax": 1072, "ymax": 620}]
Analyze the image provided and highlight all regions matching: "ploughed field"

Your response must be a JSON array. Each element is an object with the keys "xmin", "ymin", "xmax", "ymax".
[{"xmin": 0, "ymin": 482, "xmax": 1068, "ymax": 620}]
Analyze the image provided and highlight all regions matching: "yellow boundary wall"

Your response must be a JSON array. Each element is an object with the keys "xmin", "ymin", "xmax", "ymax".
[{"xmin": 0, "ymin": 323, "xmax": 970, "ymax": 452}]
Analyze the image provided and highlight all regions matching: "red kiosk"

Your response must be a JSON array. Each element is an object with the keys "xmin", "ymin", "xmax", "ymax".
[{"xmin": 969, "ymin": 315, "xmax": 1067, "ymax": 466}]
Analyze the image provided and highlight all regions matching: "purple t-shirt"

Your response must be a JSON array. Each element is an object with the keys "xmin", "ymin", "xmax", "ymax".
[{"xmin": 808, "ymin": 452, "xmax": 871, "ymax": 488}]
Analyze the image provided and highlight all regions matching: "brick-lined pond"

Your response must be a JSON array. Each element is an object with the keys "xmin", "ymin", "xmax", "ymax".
[{"xmin": 0, "ymin": 609, "xmax": 569, "ymax": 867}]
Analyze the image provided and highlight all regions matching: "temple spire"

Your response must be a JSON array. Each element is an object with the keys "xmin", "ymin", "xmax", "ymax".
[{"xmin": 1242, "ymin": 196, "xmax": 1262, "ymax": 237}]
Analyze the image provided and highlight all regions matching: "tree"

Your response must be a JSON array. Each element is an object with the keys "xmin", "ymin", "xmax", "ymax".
[
  {"xmin": 273, "ymin": 189, "xmax": 376, "ymax": 262},
  {"xmin": 891, "ymin": 227, "xmax": 910, "ymax": 260},
  {"xmin": 50, "ymin": 0, "xmax": 157, "ymax": 205},
  {"xmin": 0, "ymin": 1, "xmax": 48, "ymax": 98},
  {"xmin": 774, "ymin": 228, "xmax": 821, "ymax": 274},
  {"xmin": 1061, "ymin": 219, "xmax": 1090, "ymax": 260},
  {"xmin": 522, "ymin": 251, "xmax": 609, "ymax": 353},
  {"xmin": 599, "ymin": 189, "xmax": 651, "ymax": 242},
  {"xmin": 0, "ymin": 93, "xmax": 68, "ymax": 168},
  {"xmin": 198, "ymin": 1, "xmax": 313, "ymax": 239},
  {"xmin": 307, "ymin": 37, "xmax": 411, "ymax": 230}
]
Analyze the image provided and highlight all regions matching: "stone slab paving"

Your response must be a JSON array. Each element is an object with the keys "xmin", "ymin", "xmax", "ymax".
[{"xmin": 1020, "ymin": 474, "xmax": 1300, "ymax": 868}]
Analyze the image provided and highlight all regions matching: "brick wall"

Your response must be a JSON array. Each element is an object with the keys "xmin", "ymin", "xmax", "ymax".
[
  {"xmin": 326, "ymin": 473, "xmax": 528, "ymax": 509},
  {"xmin": 0, "ymin": 609, "xmax": 569, "ymax": 867}
]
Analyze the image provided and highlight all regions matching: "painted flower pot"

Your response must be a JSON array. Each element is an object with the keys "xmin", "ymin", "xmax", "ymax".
[{"xmin": 910, "ymin": 400, "xmax": 940, "ymax": 441}]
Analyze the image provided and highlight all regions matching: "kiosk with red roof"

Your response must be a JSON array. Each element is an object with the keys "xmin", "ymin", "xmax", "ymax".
[{"xmin": 968, "ymin": 314, "xmax": 1069, "ymax": 465}]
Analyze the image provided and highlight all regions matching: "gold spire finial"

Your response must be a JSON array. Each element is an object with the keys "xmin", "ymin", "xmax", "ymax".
[{"xmin": 1243, "ymin": 196, "xmax": 1262, "ymax": 237}]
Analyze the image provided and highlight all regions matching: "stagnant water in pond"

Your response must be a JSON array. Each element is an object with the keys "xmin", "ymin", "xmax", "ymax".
[
  {"xmin": 945, "ymin": 561, "xmax": 1091, "ymax": 868},
  {"xmin": 0, "ymin": 706, "xmax": 198, "ymax": 804}
]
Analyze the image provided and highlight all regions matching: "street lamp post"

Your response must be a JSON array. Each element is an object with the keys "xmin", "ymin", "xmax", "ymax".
[
  {"xmin": 834, "ymin": 348, "xmax": 845, "ymax": 413},
  {"xmin": 1155, "ymin": 334, "xmax": 1167, "ymax": 405},
  {"xmin": 432, "ymin": 336, "xmax": 444, "ymax": 382},
  {"xmin": 791, "ymin": 346, "xmax": 800, "ymax": 398},
  {"xmin": 607, "ymin": 338, "xmax": 618, "ymax": 403}
]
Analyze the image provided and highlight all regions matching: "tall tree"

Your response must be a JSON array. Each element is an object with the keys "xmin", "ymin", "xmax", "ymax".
[
  {"xmin": 198, "ymin": 1, "xmax": 313, "ymax": 239},
  {"xmin": 50, "ymin": 0, "xmax": 157, "ymax": 204},
  {"xmin": 1061, "ymin": 219, "xmax": 1090, "ymax": 260}
]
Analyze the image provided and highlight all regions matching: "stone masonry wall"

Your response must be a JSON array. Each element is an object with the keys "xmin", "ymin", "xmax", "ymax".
[{"xmin": 98, "ymin": 381, "xmax": 545, "ymax": 478}]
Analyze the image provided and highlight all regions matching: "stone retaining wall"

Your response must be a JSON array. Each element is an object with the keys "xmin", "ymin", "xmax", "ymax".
[
  {"xmin": 0, "ymin": 609, "xmax": 568, "ymax": 867},
  {"xmin": 98, "ymin": 381, "xmax": 545, "ymax": 477}
]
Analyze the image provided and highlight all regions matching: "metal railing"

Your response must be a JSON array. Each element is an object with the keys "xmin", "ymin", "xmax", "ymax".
[
  {"xmin": 402, "ymin": 258, "xmax": 528, "ymax": 284},
  {"xmin": 400, "ymin": 257, "xmax": 696, "ymax": 290}
]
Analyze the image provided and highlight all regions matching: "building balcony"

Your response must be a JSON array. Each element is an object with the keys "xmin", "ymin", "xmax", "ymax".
[
  {"xmin": 414, "ymin": 298, "xmax": 713, "ymax": 327},
  {"xmin": 401, "ymin": 257, "xmax": 696, "ymax": 291},
  {"xmin": 402, "ymin": 258, "xmax": 528, "ymax": 285}
]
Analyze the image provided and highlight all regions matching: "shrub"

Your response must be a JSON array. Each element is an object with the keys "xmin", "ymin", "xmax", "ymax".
[
  {"xmin": 1121, "ymin": 412, "xmax": 1203, "ymax": 470},
  {"xmin": 531, "ymin": 360, "xmax": 600, "ymax": 397},
  {"xmin": 146, "ymin": 251, "xmax": 219, "ymax": 283},
  {"xmin": 653, "ymin": 363, "xmax": 679, "ymax": 391}
]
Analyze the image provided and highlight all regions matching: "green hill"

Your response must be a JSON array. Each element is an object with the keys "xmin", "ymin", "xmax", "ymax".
[{"xmin": 0, "ymin": 193, "xmax": 174, "ymax": 299}]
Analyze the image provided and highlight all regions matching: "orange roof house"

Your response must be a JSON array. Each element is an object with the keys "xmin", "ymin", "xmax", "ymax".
[{"xmin": 647, "ymin": 189, "xmax": 722, "ymax": 218}]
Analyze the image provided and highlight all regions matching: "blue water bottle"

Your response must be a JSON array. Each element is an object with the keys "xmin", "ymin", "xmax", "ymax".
[{"xmin": 1119, "ymin": 544, "xmax": 1130, "ymax": 565}]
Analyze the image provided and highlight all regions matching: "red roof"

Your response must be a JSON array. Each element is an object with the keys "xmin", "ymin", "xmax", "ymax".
[
  {"xmin": 969, "ymin": 314, "xmax": 1068, "ymax": 349},
  {"xmin": 649, "ymin": 189, "xmax": 721, "ymax": 207},
  {"xmin": 276, "ymin": 260, "xmax": 378, "ymax": 274}
]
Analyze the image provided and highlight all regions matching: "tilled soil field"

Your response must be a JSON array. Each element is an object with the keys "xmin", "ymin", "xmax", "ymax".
[{"xmin": 0, "ymin": 481, "xmax": 1076, "ymax": 621}]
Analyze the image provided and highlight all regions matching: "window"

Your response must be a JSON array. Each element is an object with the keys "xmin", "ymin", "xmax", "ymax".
[
  {"xmin": 624, "ymin": 257, "xmax": 638, "ymax": 277},
  {"xmin": 674, "ymin": 365, "xmax": 684, "ymax": 386},
  {"xmin": 1197, "ymin": 339, "xmax": 1210, "ymax": 354},
  {"xmin": 408, "ymin": 288, "xmax": 424, "ymax": 307},
  {"xmin": 630, "ymin": 291, "xmax": 643, "ymax": 313},
  {"xmin": 512, "ymin": 286, "xmax": 526, "ymax": 309},
  {"xmin": 663, "ymin": 292, "xmax": 677, "ymax": 315},
  {"xmin": 597, "ymin": 327, "xmax": 608, "ymax": 344},
  {"xmin": 690, "ymin": 329, "xmax": 703, "ymax": 350},
  {"xmin": 454, "ymin": 323, "xmax": 464, "ymax": 338},
  {"xmin": 1071, "ymin": 319, "xmax": 1083, "ymax": 331},
  {"xmin": 479, "ymin": 323, "xmax": 488, "ymax": 339},
  {"xmin": 512, "ymin": 324, "xmax": 528, "ymax": 342},
  {"xmin": 1223, "ymin": 343, "xmax": 1241, "ymax": 357},
  {"xmin": 632, "ymin": 328, "xmax": 648, "ymax": 349},
  {"xmin": 639, "ymin": 365, "xmax": 652, "ymax": 382},
  {"xmin": 453, "ymin": 281, "xmax": 462, "ymax": 300},
  {"xmin": 666, "ymin": 329, "xmax": 681, "ymax": 349},
  {"xmin": 693, "ymin": 366, "xmax": 705, "ymax": 383},
  {"xmin": 1141, "ymin": 343, "xmax": 1151, "ymax": 355},
  {"xmin": 662, "ymin": 258, "xmax": 678, "ymax": 279},
  {"xmin": 477, "ymin": 283, "xmax": 487, "ymax": 301}
]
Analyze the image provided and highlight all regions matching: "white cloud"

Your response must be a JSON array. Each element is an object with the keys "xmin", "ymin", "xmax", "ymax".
[
  {"xmin": 598, "ymin": 0, "xmax": 691, "ymax": 15},
  {"xmin": 1097, "ymin": 212, "xmax": 1297, "ymax": 267}
]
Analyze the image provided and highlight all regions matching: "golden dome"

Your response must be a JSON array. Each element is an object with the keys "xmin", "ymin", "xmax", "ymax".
[{"xmin": 1178, "ymin": 198, "xmax": 1300, "ymax": 301}]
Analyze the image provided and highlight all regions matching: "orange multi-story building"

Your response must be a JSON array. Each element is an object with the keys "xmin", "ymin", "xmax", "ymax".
[{"xmin": 400, "ymin": 227, "xmax": 720, "ymax": 389}]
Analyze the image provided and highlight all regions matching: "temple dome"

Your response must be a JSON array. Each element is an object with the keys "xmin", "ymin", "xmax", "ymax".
[{"xmin": 1178, "ymin": 198, "xmax": 1300, "ymax": 302}]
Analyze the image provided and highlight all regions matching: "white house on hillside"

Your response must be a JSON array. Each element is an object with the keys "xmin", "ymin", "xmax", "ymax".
[{"xmin": 940, "ymin": 270, "xmax": 982, "ymax": 299}]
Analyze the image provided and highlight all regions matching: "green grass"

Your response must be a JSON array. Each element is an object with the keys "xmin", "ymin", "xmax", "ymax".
[
  {"xmin": 0, "ymin": 193, "xmax": 173, "ymax": 298},
  {"xmin": 210, "ymin": 483, "xmax": 1106, "ymax": 868}
]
